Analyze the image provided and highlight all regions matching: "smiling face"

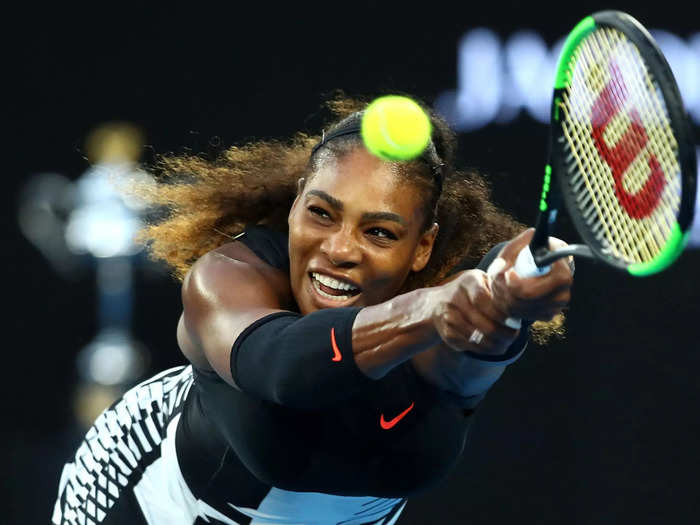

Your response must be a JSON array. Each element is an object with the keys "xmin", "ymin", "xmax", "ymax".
[{"xmin": 287, "ymin": 147, "xmax": 438, "ymax": 314}]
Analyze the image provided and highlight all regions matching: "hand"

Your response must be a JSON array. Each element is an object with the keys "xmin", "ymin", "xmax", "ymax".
[
  {"xmin": 488, "ymin": 228, "xmax": 574, "ymax": 322},
  {"xmin": 430, "ymin": 269, "xmax": 520, "ymax": 355}
]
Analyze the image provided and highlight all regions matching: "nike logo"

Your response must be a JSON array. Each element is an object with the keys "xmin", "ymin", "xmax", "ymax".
[
  {"xmin": 330, "ymin": 327, "xmax": 342, "ymax": 362},
  {"xmin": 380, "ymin": 402, "xmax": 415, "ymax": 430}
]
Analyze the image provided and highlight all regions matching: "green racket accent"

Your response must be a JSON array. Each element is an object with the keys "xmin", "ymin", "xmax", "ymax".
[
  {"xmin": 553, "ymin": 96, "xmax": 562, "ymax": 121},
  {"xmin": 539, "ymin": 164, "xmax": 552, "ymax": 211},
  {"xmin": 627, "ymin": 224, "xmax": 690, "ymax": 276},
  {"xmin": 554, "ymin": 16, "xmax": 596, "ymax": 89}
]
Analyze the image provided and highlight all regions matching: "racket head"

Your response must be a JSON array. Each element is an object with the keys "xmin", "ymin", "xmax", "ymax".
[{"xmin": 544, "ymin": 10, "xmax": 697, "ymax": 276}]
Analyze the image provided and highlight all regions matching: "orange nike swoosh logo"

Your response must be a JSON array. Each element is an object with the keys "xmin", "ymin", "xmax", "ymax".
[
  {"xmin": 330, "ymin": 327, "xmax": 342, "ymax": 362},
  {"xmin": 380, "ymin": 402, "xmax": 415, "ymax": 430}
]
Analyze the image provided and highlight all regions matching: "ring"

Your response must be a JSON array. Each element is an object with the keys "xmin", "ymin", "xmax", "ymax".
[{"xmin": 468, "ymin": 329, "xmax": 484, "ymax": 345}]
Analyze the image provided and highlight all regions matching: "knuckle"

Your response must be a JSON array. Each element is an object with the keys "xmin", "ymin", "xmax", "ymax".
[
  {"xmin": 469, "ymin": 275, "xmax": 491, "ymax": 302},
  {"xmin": 458, "ymin": 269, "xmax": 476, "ymax": 283},
  {"xmin": 444, "ymin": 302, "xmax": 464, "ymax": 322},
  {"xmin": 473, "ymin": 286, "xmax": 490, "ymax": 306}
]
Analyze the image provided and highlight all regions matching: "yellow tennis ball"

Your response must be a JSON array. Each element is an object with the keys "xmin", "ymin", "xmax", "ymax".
[{"xmin": 361, "ymin": 95, "xmax": 432, "ymax": 161}]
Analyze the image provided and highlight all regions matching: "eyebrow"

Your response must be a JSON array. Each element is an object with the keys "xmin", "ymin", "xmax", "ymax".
[{"xmin": 306, "ymin": 189, "xmax": 407, "ymax": 226}]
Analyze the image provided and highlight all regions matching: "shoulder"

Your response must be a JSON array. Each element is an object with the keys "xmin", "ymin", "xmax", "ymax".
[
  {"xmin": 185, "ymin": 239, "xmax": 291, "ymax": 311},
  {"xmin": 188, "ymin": 224, "xmax": 290, "ymax": 293}
]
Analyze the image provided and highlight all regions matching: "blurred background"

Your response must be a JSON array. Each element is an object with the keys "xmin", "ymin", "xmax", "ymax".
[{"xmin": 5, "ymin": 1, "xmax": 699, "ymax": 523}]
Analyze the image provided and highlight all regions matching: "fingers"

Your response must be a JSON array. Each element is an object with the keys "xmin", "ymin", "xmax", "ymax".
[
  {"xmin": 503, "ymin": 260, "xmax": 572, "ymax": 301},
  {"xmin": 438, "ymin": 270, "xmax": 520, "ymax": 354},
  {"xmin": 467, "ymin": 306, "xmax": 521, "ymax": 347},
  {"xmin": 487, "ymin": 232, "xmax": 574, "ymax": 322},
  {"xmin": 494, "ymin": 259, "xmax": 572, "ymax": 320},
  {"xmin": 463, "ymin": 275, "xmax": 518, "ymax": 342},
  {"xmin": 505, "ymin": 289, "xmax": 571, "ymax": 320}
]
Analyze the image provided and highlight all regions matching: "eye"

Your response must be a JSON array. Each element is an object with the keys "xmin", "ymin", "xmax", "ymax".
[
  {"xmin": 367, "ymin": 227, "xmax": 397, "ymax": 240},
  {"xmin": 308, "ymin": 206, "xmax": 331, "ymax": 220}
]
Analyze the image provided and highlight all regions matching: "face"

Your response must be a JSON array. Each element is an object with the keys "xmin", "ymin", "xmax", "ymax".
[{"xmin": 287, "ymin": 147, "xmax": 438, "ymax": 315}]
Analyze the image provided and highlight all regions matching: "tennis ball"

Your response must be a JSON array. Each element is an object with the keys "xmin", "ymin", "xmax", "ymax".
[{"xmin": 361, "ymin": 95, "xmax": 432, "ymax": 161}]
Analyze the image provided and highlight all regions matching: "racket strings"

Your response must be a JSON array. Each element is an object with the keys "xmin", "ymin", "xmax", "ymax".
[
  {"xmin": 572, "ymin": 30, "xmax": 677, "ymax": 261},
  {"xmin": 565, "ymin": 29, "xmax": 679, "ymax": 261},
  {"xmin": 559, "ymin": 27, "xmax": 681, "ymax": 265}
]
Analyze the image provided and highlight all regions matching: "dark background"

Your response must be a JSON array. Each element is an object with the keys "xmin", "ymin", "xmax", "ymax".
[{"xmin": 5, "ymin": 2, "xmax": 699, "ymax": 523}]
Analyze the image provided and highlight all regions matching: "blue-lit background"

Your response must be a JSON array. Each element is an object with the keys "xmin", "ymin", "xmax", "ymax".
[{"xmin": 5, "ymin": 2, "xmax": 699, "ymax": 523}]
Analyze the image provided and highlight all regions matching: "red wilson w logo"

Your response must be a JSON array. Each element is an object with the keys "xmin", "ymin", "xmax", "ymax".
[{"xmin": 590, "ymin": 61, "xmax": 667, "ymax": 219}]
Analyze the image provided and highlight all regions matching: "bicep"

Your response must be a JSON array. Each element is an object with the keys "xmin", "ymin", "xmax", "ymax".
[{"xmin": 181, "ymin": 243, "xmax": 291, "ymax": 387}]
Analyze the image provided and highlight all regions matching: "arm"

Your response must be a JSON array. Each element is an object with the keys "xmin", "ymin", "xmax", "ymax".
[
  {"xmin": 181, "ymin": 231, "xmax": 568, "ymax": 410},
  {"xmin": 182, "ymin": 238, "xmax": 513, "ymax": 409},
  {"xmin": 181, "ymin": 240, "xmax": 441, "ymax": 409}
]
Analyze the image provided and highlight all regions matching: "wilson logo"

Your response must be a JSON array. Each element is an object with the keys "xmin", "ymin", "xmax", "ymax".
[{"xmin": 591, "ymin": 61, "xmax": 666, "ymax": 219}]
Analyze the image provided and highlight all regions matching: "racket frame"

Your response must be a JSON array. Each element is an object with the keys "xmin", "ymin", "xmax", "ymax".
[{"xmin": 531, "ymin": 10, "xmax": 697, "ymax": 276}]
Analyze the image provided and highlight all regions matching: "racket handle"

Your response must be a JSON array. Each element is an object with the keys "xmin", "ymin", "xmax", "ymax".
[{"xmin": 503, "ymin": 245, "xmax": 551, "ymax": 330}]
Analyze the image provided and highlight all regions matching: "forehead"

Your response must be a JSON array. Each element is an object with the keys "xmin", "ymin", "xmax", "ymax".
[{"xmin": 307, "ymin": 148, "xmax": 423, "ymax": 217}]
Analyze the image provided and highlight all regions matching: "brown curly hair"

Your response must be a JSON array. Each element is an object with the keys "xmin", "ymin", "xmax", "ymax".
[{"xmin": 130, "ymin": 93, "xmax": 564, "ymax": 343}]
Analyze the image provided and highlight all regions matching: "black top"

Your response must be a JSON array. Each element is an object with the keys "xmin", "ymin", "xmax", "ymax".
[{"xmin": 174, "ymin": 225, "xmax": 528, "ymax": 518}]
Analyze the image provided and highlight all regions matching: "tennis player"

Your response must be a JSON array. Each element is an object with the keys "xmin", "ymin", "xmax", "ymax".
[{"xmin": 52, "ymin": 95, "xmax": 573, "ymax": 524}]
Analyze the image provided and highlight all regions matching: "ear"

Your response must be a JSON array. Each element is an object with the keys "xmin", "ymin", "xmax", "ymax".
[
  {"xmin": 411, "ymin": 222, "xmax": 439, "ymax": 272},
  {"xmin": 288, "ymin": 178, "xmax": 306, "ymax": 226},
  {"xmin": 290, "ymin": 178, "xmax": 306, "ymax": 210}
]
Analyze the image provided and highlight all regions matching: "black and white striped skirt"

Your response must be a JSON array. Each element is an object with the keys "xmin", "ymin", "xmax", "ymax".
[{"xmin": 52, "ymin": 365, "xmax": 195, "ymax": 524}]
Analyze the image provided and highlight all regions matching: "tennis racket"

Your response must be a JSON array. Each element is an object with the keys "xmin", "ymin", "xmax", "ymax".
[{"xmin": 505, "ymin": 10, "xmax": 697, "ymax": 329}]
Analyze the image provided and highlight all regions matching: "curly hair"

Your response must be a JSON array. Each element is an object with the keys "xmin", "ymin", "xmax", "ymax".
[{"xmin": 130, "ymin": 93, "xmax": 564, "ymax": 344}]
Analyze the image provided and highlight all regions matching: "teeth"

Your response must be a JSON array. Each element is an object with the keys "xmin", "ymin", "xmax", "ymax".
[
  {"xmin": 311, "ymin": 277, "xmax": 353, "ymax": 301},
  {"xmin": 311, "ymin": 272, "xmax": 358, "ymax": 292},
  {"xmin": 313, "ymin": 281, "xmax": 352, "ymax": 300}
]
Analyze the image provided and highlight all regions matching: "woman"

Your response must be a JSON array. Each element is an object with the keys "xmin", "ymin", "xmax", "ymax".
[{"xmin": 52, "ymin": 95, "xmax": 573, "ymax": 524}]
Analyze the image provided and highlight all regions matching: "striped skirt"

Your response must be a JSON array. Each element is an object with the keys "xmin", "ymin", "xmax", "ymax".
[{"xmin": 52, "ymin": 365, "xmax": 194, "ymax": 524}]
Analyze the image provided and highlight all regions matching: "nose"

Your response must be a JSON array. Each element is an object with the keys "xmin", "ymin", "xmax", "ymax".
[{"xmin": 320, "ymin": 227, "xmax": 362, "ymax": 268}]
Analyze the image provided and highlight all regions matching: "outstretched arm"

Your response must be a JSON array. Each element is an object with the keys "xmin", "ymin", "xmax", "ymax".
[
  {"xmin": 180, "ymin": 230, "xmax": 571, "ymax": 410},
  {"xmin": 180, "ymin": 241, "xmax": 441, "ymax": 409}
]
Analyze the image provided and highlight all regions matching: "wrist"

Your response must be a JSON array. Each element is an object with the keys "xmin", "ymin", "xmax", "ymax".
[{"xmin": 411, "ymin": 340, "xmax": 512, "ymax": 399}]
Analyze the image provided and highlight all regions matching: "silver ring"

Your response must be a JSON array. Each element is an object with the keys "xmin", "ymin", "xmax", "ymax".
[{"xmin": 468, "ymin": 329, "xmax": 484, "ymax": 345}]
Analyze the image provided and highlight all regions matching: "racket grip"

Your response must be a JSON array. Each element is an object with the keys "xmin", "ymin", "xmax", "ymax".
[{"xmin": 503, "ymin": 245, "xmax": 552, "ymax": 330}]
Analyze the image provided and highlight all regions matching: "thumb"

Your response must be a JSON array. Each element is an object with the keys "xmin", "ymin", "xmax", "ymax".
[
  {"xmin": 494, "ymin": 228, "xmax": 535, "ymax": 268},
  {"xmin": 490, "ymin": 227, "xmax": 536, "ymax": 272}
]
